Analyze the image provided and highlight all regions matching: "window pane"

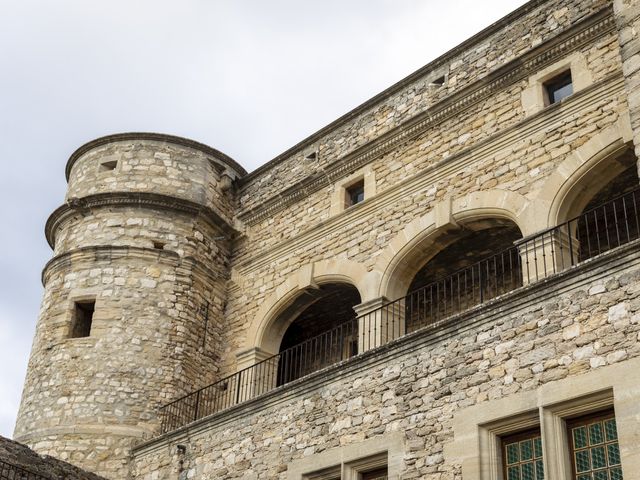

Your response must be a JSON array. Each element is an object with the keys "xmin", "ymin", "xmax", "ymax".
[
  {"xmin": 576, "ymin": 450, "xmax": 591, "ymax": 473},
  {"xmin": 508, "ymin": 465, "xmax": 521, "ymax": 480},
  {"xmin": 607, "ymin": 444, "xmax": 620, "ymax": 466},
  {"xmin": 589, "ymin": 423, "xmax": 604, "ymax": 445},
  {"xmin": 605, "ymin": 420, "xmax": 618, "ymax": 442},
  {"xmin": 574, "ymin": 426, "xmax": 588, "ymax": 449},
  {"xmin": 507, "ymin": 443, "xmax": 520, "ymax": 464},
  {"xmin": 591, "ymin": 446, "xmax": 606, "ymax": 469}
]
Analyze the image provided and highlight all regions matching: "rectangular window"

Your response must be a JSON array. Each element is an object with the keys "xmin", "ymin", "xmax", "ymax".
[
  {"xmin": 502, "ymin": 429, "xmax": 544, "ymax": 480},
  {"xmin": 361, "ymin": 467, "xmax": 388, "ymax": 480},
  {"xmin": 71, "ymin": 300, "xmax": 95, "ymax": 338},
  {"xmin": 544, "ymin": 71, "xmax": 573, "ymax": 105},
  {"xmin": 346, "ymin": 180, "xmax": 365, "ymax": 207},
  {"xmin": 567, "ymin": 410, "xmax": 622, "ymax": 480}
]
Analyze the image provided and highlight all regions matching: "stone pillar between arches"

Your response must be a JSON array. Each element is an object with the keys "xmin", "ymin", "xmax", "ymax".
[{"xmin": 354, "ymin": 296, "xmax": 405, "ymax": 353}]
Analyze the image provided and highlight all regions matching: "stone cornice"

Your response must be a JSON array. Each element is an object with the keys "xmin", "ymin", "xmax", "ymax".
[
  {"xmin": 236, "ymin": 6, "xmax": 615, "ymax": 225},
  {"xmin": 45, "ymin": 192, "xmax": 237, "ymax": 249},
  {"xmin": 41, "ymin": 245, "xmax": 228, "ymax": 288},
  {"xmin": 65, "ymin": 132, "xmax": 247, "ymax": 181},
  {"xmin": 233, "ymin": 73, "xmax": 625, "ymax": 275}
]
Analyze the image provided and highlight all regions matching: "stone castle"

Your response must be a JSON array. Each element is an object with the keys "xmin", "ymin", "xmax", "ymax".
[{"xmin": 12, "ymin": 0, "xmax": 640, "ymax": 478}]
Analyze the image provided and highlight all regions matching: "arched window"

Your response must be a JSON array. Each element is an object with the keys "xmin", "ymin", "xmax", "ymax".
[
  {"xmin": 275, "ymin": 283, "xmax": 361, "ymax": 385},
  {"xmin": 403, "ymin": 219, "xmax": 523, "ymax": 333}
]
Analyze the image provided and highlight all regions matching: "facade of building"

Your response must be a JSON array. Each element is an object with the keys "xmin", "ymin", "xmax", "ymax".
[{"xmin": 13, "ymin": 0, "xmax": 640, "ymax": 478}]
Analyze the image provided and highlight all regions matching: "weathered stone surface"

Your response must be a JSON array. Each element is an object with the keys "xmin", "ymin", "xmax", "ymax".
[{"xmin": 12, "ymin": 0, "xmax": 640, "ymax": 479}]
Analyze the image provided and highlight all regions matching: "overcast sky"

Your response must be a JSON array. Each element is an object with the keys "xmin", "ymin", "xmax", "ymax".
[{"xmin": 0, "ymin": 0, "xmax": 529, "ymax": 438}]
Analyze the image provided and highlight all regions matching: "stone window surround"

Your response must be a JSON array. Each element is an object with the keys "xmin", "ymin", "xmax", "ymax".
[
  {"xmin": 446, "ymin": 356, "xmax": 640, "ymax": 480},
  {"xmin": 521, "ymin": 52, "xmax": 593, "ymax": 116},
  {"xmin": 287, "ymin": 431, "xmax": 403, "ymax": 480},
  {"xmin": 330, "ymin": 165, "xmax": 376, "ymax": 216}
]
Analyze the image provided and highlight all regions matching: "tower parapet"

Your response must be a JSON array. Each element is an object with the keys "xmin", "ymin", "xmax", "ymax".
[{"xmin": 14, "ymin": 134, "xmax": 245, "ymax": 478}]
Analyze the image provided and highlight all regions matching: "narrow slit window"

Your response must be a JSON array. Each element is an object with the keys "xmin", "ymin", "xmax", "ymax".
[
  {"xmin": 501, "ymin": 429, "xmax": 544, "ymax": 480},
  {"xmin": 567, "ymin": 410, "xmax": 622, "ymax": 480},
  {"xmin": 346, "ymin": 180, "xmax": 365, "ymax": 207},
  {"xmin": 71, "ymin": 300, "xmax": 95, "ymax": 338},
  {"xmin": 545, "ymin": 70, "xmax": 573, "ymax": 105}
]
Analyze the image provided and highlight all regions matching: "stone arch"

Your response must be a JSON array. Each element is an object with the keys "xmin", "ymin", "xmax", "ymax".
[
  {"xmin": 244, "ymin": 259, "xmax": 377, "ymax": 355},
  {"xmin": 374, "ymin": 189, "xmax": 529, "ymax": 302},
  {"xmin": 528, "ymin": 114, "xmax": 634, "ymax": 231}
]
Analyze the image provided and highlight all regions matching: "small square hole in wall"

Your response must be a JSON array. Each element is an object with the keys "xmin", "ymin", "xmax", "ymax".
[
  {"xmin": 153, "ymin": 241, "xmax": 165, "ymax": 250},
  {"xmin": 345, "ymin": 179, "xmax": 365, "ymax": 208},
  {"xmin": 431, "ymin": 75, "xmax": 446, "ymax": 86},
  {"xmin": 99, "ymin": 159, "xmax": 118, "ymax": 172},
  {"xmin": 544, "ymin": 70, "xmax": 573, "ymax": 105},
  {"xmin": 71, "ymin": 300, "xmax": 95, "ymax": 338}
]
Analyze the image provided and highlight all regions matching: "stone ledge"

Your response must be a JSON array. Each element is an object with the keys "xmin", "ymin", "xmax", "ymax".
[
  {"xmin": 41, "ymin": 245, "xmax": 225, "ymax": 287},
  {"xmin": 45, "ymin": 191, "xmax": 237, "ymax": 249}
]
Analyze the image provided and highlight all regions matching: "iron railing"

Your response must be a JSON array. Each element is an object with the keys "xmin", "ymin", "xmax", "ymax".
[
  {"xmin": 0, "ymin": 460, "xmax": 49, "ymax": 480},
  {"xmin": 159, "ymin": 187, "xmax": 640, "ymax": 434}
]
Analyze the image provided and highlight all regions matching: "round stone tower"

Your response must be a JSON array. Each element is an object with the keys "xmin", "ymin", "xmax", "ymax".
[{"xmin": 14, "ymin": 133, "xmax": 245, "ymax": 478}]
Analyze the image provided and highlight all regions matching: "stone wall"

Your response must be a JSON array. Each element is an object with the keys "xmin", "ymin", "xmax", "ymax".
[
  {"xmin": 130, "ymin": 243, "xmax": 640, "ymax": 479},
  {"xmin": 222, "ymin": 17, "xmax": 628, "ymax": 378},
  {"xmin": 614, "ymin": 0, "xmax": 640, "ymax": 164},
  {"xmin": 0, "ymin": 435, "xmax": 105, "ymax": 480}
]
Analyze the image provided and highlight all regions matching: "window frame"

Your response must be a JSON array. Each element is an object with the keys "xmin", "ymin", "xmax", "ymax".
[
  {"xmin": 521, "ymin": 52, "xmax": 592, "ymax": 116},
  {"xmin": 565, "ymin": 409, "xmax": 622, "ymax": 480},
  {"xmin": 544, "ymin": 70, "xmax": 574, "ymax": 106},
  {"xmin": 500, "ymin": 428, "xmax": 544, "ymax": 480},
  {"xmin": 287, "ymin": 432, "xmax": 402, "ymax": 480}
]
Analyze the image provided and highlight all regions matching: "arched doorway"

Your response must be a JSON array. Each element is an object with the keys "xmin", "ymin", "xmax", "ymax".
[
  {"xmin": 275, "ymin": 283, "xmax": 362, "ymax": 385},
  {"xmin": 403, "ymin": 219, "xmax": 523, "ymax": 333}
]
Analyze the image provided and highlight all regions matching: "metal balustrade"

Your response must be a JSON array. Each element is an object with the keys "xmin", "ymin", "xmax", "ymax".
[{"xmin": 159, "ymin": 188, "xmax": 640, "ymax": 434}]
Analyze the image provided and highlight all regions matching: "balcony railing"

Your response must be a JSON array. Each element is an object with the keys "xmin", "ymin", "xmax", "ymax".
[{"xmin": 159, "ymin": 187, "xmax": 640, "ymax": 434}]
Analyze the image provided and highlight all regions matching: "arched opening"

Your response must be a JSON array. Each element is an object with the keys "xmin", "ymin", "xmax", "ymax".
[
  {"xmin": 403, "ymin": 219, "xmax": 523, "ymax": 333},
  {"xmin": 573, "ymin": 149, "xmax": 640, "ymax": 261},
  {"xmin": 276, "ymin": 283, "xmax": 361, "ymax": 385}
]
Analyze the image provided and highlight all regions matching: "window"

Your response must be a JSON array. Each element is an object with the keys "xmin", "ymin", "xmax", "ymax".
[
  {"xmin": 71, "ymin": 300, "xmax": 95, "ymax": 338},
  {"xmin": 521, "ymin": 53, "xmax": 591, "ymax": 116},
  {"xmin": 501, "ymin": 429, "xmax": 544, "ymax": 480},
  {"xmin": 346, "ymin": 180, "xmax": 365, "ymax": 207},
  {"xmin": 544, "ymin": 70, "xmax": 573, "ymax": 105},
  {"xmin": 361, "ymin": 467, "xmax": 388, "ymax": 480},
  {"xmin": 288, "ymin": 432, "xmax": 401, "ymax": 480},
  {"xmin": 99, "ymin": 159, "xmax": 118, "ymax": 172},
  {"xmin": 567, "ymin": 410, "xmax": 622, "ymax": 480}
]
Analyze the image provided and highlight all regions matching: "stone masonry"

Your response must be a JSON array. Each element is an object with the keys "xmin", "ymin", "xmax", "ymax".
[{"xmin": 13, "ymin": 0, "xmax": 640, "ymax": 478}]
